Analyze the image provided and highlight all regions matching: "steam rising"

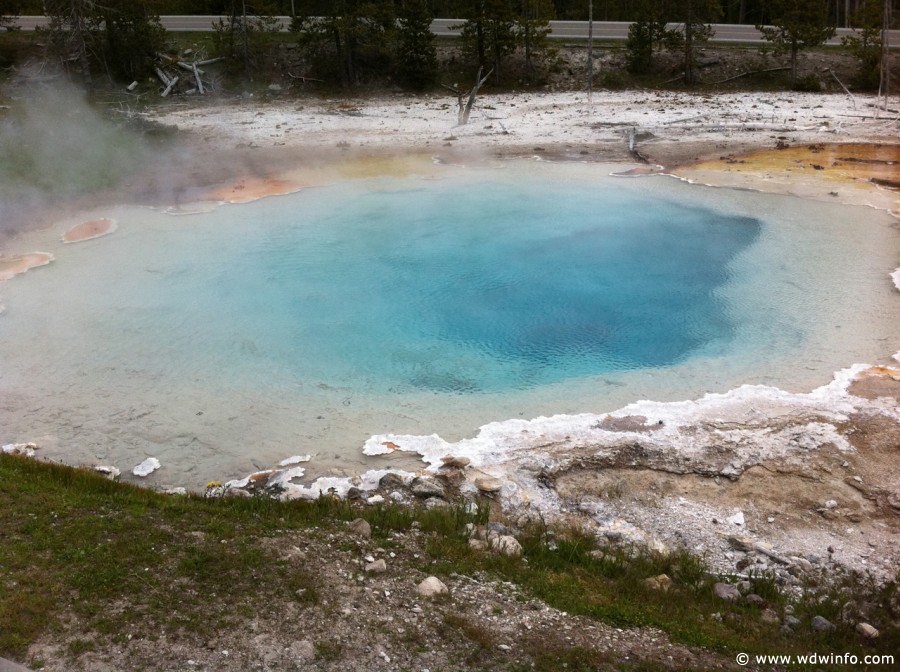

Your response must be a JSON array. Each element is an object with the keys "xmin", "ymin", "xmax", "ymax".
[{"xmin": 0, "ymin": 84, "xmax": 165, "ymax": 243}]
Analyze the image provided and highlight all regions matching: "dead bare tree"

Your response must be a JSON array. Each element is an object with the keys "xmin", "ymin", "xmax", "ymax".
[
  {"xmin": 45, "ymin": 0, "xmax": 97, "ymax": 89},
  {"xmin": 442, "ymin": 66, "xmax": 494, "ymax": 126}
]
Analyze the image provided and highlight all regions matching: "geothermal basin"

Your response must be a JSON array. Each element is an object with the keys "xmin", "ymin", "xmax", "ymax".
[{"xmin": 0, "ymin": 159, "xmax": 898, "ymax": 488}]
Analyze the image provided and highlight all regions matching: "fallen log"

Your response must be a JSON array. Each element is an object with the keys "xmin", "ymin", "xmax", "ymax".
[
  {"xmin": 714, "ymin": 66, "xmax": 790, "ymax": 85},
  {"xmin": 154, "ymin": 67, "xmax": 171, "ymax": 87},
  {"xmin": 192, "ymin": 63, "xmax": 204, "ymax": 94},
  {"xmin": 161, "ymin": 75, "xmax": 179, "ymax": 97},
  {"xmin": 287, "ymin": 72, "xmax": 324, "ymax": 83},
  {"xmin": 176, "ymin": 61, "xmax": 204, "ymax": 75}
]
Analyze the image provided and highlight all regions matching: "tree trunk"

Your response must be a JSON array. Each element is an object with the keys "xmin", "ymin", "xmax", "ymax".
[
  {"xmin": 523, "ymin": 0, "xmax": 532, "ymax": 80},
  {"xmin": 683, "ymin": 0, "xmax": 695, "ymax": 85},
  {"xmin": 241, "ymin": 0, "xmax": 249, "ymax": 71},
  {"xmin": 476, "ymin": 0, "xmax": 486, "ymax": 70},
  {"xmin": 587, "ymin": 0, "xmax": 593, "ymax": 97},
  {"xmin": 790, "ymin": 43, "xmax": 798, "ymax": 86}
]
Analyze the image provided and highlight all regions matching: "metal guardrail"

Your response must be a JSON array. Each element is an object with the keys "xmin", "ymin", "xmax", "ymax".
[{"xmin": 9, "ymin": 16, "xmax": 899, "ymax": 45}]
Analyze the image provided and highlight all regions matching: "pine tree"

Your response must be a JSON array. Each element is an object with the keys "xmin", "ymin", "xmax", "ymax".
[
  {"xmin": 291, "ymin": 0, "xmax": 395, "ymax": 86},
  {"xmin": 0, "ymin": 1, "xmax": 22, "ymax": 31},
  {"xmin": 518, "ymin": 0, "xmax": 554, "ymax": 82},
  {"xmin": 396, "ymin": 0, "xmax": 438, "ymax": 90},
  {"xmin": 663, "ymin": 0, "xmax": 721, "ymax": 85},
  {"xmin": 624, "ymin": 0, "xmax": 669, "ymax": 74},
  {"xmin": 841, "ymin": 0, "xmax": 885, "ymax": 89},
  {"xmin": 757, "ymin": 0, "xmax": 836, "ymax": 86},
  {"xmin": 458, "ymin": 0, "xmax": 518, "ymax": 83}
]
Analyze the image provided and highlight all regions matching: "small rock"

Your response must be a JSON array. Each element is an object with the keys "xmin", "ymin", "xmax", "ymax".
[
  {"xmin": 713, "ymin": 582, "xmax": 740, "ymax": 601},
  {"xmin": 795, "ymin": 558, "xmax": 813, "ymax": 573},
  {"xmin": 435, "ymin": 468, "xmax": 465, "ymax": 488},
  {"xmin": 417, "ymin": 576, "xmax": 448, "ymax": 597},
  {"xmin": 487, "ymin": 521, "xmax": 510, "ymax": 535},
  {"xmin": 745, "ymin": 594, "xmax": 765, "ymax": 605},
  {"xmin": 290, "ymin": 639, "xmax": 315, "ymax": 663},
  {"xmin": 474, "ymin": 477, "xmax": 503, "ymax": 493},
  {"xmin": 887, "ymin": 492, "xmax": 900, "ymax": 510},
  {"xmin": 346, "ymin": 487, "xmax": 365, "ymax": 500},
  {"xmin": 727, "ymin": 535, "xmax": 754, "ymax": 552},
  {"xmin": 364, "ymin": 559, "xmax": 387, "ymax": 573},
  {"xmin": 440, "ymin": 455, "xmax": 471, "ymax": 469},
  {"xmin": 132, "ymin": 457, "xmax": 161, "ymax": 477},
  {"xmin": 644, "ymin": 574, "xmax": 673, "ymax": 593},
  {"xmin": 164, "ymin": 487, "xmax": 187, "ymax": 496},
  {"xmin": 367, "ymin": 494, "xmax": 385, "ymax": 505},
  {"xmin": 810, "ymin": 615, "xmax": 835, "ymax": 632},
  {"xmin": 268, "ymin": 83, "xmax": 282, "ymax": 92},
  {"xmin": 424, "ymin": 497, "xmax": 449, "ymax": 510},
  {"xmin": 856, "ymin": 622, "xmax": 879, "ymax": 639},
  {"xmin": 410, "ymin": 476, "xmax": 444, "ymax": 499},
  {"xmin": 379, "ymin": 473, "xmax": 405, "ymax": 488},
  {"xmin": 491, "ymin": 535, "xmax": 523, "ymax": 558},
  {"xmin": 825, "ymin": 499, "xmax": 838, "ymax": 509},
  {"xmin": 348, "ymin": 518, "xmax": 372, "ymax": 539},
  {"xmin": 589, "ymin": 550, "xmax": 605, "ymax": 561},
  {"xmin": 469, "ymin": 539, "xmax": 488, "ymax": 551},
  {"xmin": 94, "ymin": 465, "xmax": 121, "ymax": 479},
  {"xmin": 760, "ymin": 608, "xmax": 780, "ymax": 624},
  {"xmin": 784, "ymin": 615, "xmax": 801, "ymax": 629},
  {"xmin": 727, "ymin": 511, "xmax": 745, "ymax": 526}
]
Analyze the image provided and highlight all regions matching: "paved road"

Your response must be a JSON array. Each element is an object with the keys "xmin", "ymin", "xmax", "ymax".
[{"xmin": 12, "ymin": 16, "xmax": 898, "ymax": 45}]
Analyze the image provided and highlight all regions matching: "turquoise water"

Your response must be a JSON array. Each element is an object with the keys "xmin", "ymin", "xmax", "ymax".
[
  {"xmin": 196, "ymin": 177, "xmax": 758, "ymax": 393},
  {"xmin": 0, "ymin": 162, "xmax": 897, "ymax": 484}
]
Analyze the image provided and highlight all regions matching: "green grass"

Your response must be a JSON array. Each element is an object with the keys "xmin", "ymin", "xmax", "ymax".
[{"xmin": 1, "ymin": 453, "xmax": 897, "ymax": 670}]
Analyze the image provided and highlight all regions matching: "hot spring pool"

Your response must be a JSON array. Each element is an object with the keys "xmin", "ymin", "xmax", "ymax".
[{"xmin": 1, "ymin": 160, "xmax": 897, "ymax": 486}]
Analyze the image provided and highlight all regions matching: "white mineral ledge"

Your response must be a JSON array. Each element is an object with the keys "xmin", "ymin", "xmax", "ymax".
[
  {"xmin": 133, "ymin": 457, "xmax": 161, "ymax": 477},
  {"xmin": 278, "ymin": 454, "xmax": 312, "ymax": 467}
]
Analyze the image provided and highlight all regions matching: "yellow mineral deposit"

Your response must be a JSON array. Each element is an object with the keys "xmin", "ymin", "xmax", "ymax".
[{"xmin": 676, "ymin": 143, "xmax": 900, "ymax": 214}]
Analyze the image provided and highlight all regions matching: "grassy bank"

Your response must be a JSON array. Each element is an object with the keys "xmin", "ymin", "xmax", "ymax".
[{"xmin": 1, "ymin": 453, "xmax": 896, "ymax": 670}]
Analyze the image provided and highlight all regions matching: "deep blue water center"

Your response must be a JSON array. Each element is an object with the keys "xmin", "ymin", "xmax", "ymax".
[{"xmin": 206, "ymin": 174, "xmax": 760, "ymax": 393}]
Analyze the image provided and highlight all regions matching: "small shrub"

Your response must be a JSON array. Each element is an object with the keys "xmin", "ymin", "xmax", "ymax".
[
  {"xmin": 792, "ymin": 74, "xmax": 822, "ymax": 92},
  {"xmin": 600, "ymin": 69, "xmax": 627, "ymax": 90}
]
